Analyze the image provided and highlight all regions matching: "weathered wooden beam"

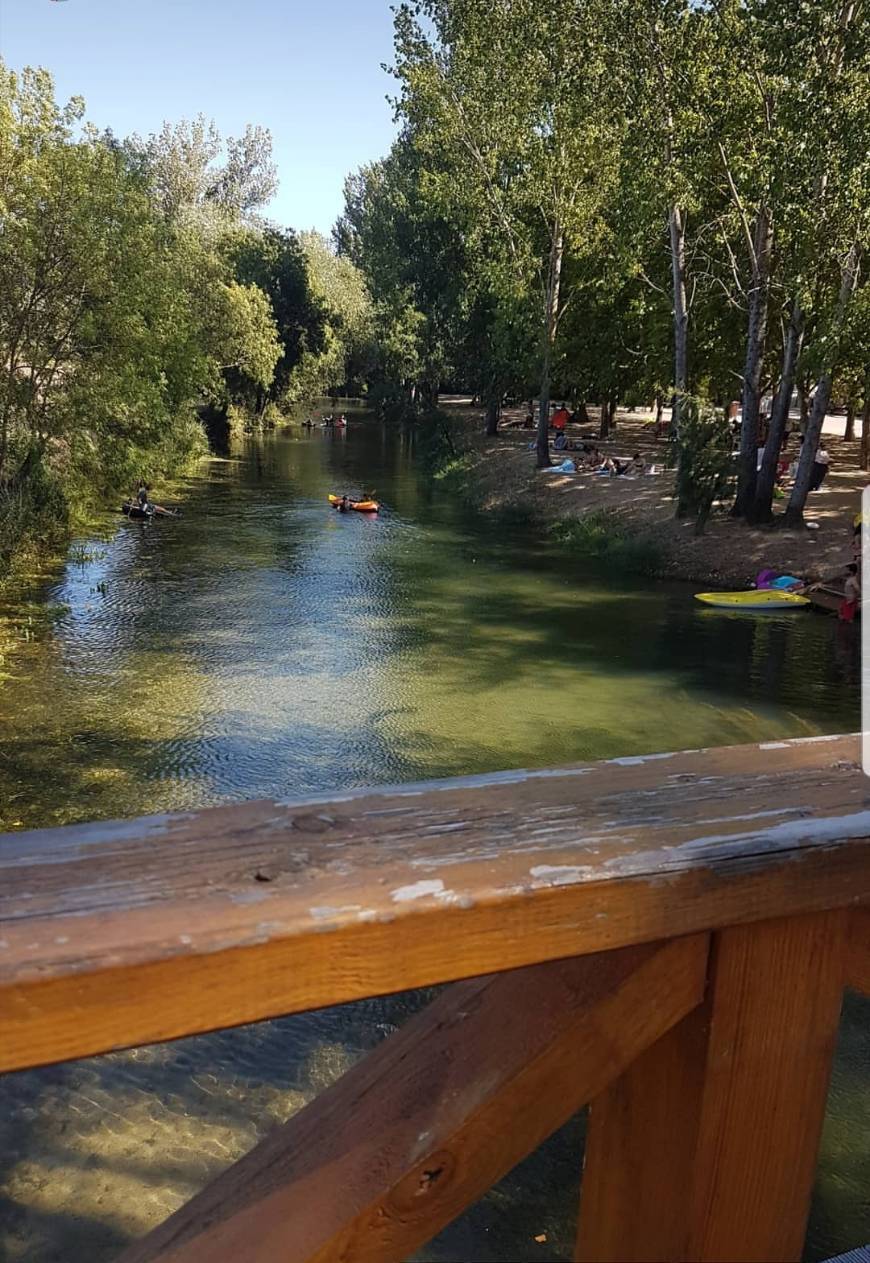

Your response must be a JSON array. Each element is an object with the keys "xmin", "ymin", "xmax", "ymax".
[
  {"xmin": 574, "ymin": 1007, "xmax": 709, "ymax": 1262},
  {"xmin": 119, "ymin": 934, "xmax": 708, "ymax": 1263},
  {"xmin": 576, "ymin": 911, "xmax": 848, "ymax": 1263},
  {"xmin": 1, "ymin": 734, "xmax": 867, "ymax": 1072},
  {"xmin": 846, "ymin": 908, "xmax": 870, "ymax": 994}
]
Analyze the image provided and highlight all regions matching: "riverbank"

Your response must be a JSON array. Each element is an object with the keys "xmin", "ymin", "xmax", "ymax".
[
  {"xmin": 435, "ymin": 400, "xmax": 867, "ymax": 588},
  {"xmin": 0, "ymin": 427, "xmax": 209, "ymax": 590}
]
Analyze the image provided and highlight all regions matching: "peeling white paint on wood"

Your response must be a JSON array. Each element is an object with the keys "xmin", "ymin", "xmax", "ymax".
[
  {"xmin": 530, "ymin": 864, "xmax": 596, "ymax": 886},
  {"xmin": 391, "ymin": 880, "xmax": 446, "ymax": 902}
]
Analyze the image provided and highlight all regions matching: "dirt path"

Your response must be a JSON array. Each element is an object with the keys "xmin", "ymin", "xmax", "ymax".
[{"xmin": 439, "ymin": 399, "xmax": 867, "ymax": 587}]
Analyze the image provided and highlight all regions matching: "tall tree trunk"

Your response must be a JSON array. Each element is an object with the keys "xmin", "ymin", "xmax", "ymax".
[
  {"xmin": 844, "ymin": 402, "xmax": 856, "ymax": 441},
  {"xmin": 536, "ymin": 225, "xmax": 564, "ymax": 469},
  {"xmin": 609, "ymin": 397, "xmax": 618, "ymax": 431},
  {"xmin": 669, "ymin": 204, "xmax": 688, "ymax": 433},
  {"xmin": 0, "ymin": 409, "xmax": 8, "ymax": 484},
  {"xmin": 798, "ymin": 381, "xmax": 810, "ymax": 433},
  {"xmin": 784, "ymin": 243, "xmax": 861, "ymax": 527},
  {"xmin": 752, "ymin": 300, "xmax": 804, "ymax": 523},
  {"xmin": 599, "ymin": 396, "xmax": 610, "ymax": 439},
  {"xmin": 484, "ymin": 390, "xmax": 500, "ymax": 437},
  {"xmin": 654, "ymin": 394, "xmax": 663, "ymax": 431},
  {"xmin": 733, "ymin": 205, "xmax": 774, "ymax": 517},
  {"xmin": 860, "ymin": 368, "xmax": 870, "ymax": 471}
]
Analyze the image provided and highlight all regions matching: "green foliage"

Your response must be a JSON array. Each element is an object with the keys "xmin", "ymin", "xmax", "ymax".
[
  {"xmin": 551, "ymin": 511, "xmax": 663, "ymax": 575},
  {"xmin": 223, "ymin": 225, "xmax": 323, "ymax": 410},
  {"xmin": 0, "ymin": 459, "xmax": 68, "ymax": 569},
  {"xmin": 668, "ymin": 398, "xmax": 735, "ymax": 534},
  {"xmin": 0, "ymin": 60, "xmax": 292, "ymax": 568},
  {"xmin": 127, "ymin": 115, "xmax": 277, "ymax": 222},
  {"xmin": 339, "ymin": 0, "xmax": 867, "ymax": 513},
  {"xmin": 287, "ymin": 231, "xmax": 374, "ymax": 402}
]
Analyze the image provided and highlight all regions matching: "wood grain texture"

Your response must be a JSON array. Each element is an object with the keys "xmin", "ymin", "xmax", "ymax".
[
  {"xmin": 687, "ymin": 912, "xmax": 847, "ymax": 1261},
  {"xmin": 577, "ymin": 1004, "xmax": 711, "ymax": 1262},
  {"xmin": 579, "ymin": 912, "xmax": 847, "ymax": 1262},
  {"xmin": 1, "ymin": 734, "xmax": 867, "ymax": 1072},
  {"xmin": 847, "ymin": 908, "xmax": 870, "ymax": 994},
  {"xmin": 119, "ymin": 934, "xmax": 708, "ymax": 1263}
]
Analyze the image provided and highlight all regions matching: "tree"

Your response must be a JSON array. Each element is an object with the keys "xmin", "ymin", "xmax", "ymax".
[
  {"xmin": 296, "ymin": 230, "xmax": 373, "ymax": 398},
  {"xmin": 0, "ymin": 65, "xmax": 209, "ymax": 492},
  {"xmin": 670, "ymin": 397, "xmax": 734, "ymax": 535},
  {"xmin": 224, "ymin": 226, "xmax": 323, "ymax": 412},
  {"xmin": 337, "ymin": 140, "xmax": 469, "ymax": 411},
  {"xmin": 0, "ymin": 60, "xmax": 283, "ymax": 563},
  {"xmin": 391, "ymin": 0, "xmax": 621, "ymax": 465},
  {"xmin": 129, "ymin": 116, "xmax": 277, "ymax": 223}
]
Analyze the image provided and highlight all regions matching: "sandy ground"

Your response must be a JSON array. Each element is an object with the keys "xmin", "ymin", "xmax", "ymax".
[{"xmin": 439, "ymin": 399, "xmax": 868, "ymax": 588}]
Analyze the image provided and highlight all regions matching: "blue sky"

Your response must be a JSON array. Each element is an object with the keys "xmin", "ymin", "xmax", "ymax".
[{"xmin": 0, "ymin": 0, "xmax": 399, "ymax": 232}]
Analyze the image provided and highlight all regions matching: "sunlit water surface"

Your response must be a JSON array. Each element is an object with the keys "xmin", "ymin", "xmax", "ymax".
[{"xmin": 0, "ymin": 415, "xmax": 866, "ymax": 1260}]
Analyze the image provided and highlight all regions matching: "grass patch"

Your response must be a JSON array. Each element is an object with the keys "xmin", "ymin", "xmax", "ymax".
[
  {"xmin": 432, "ymin": 452, "xmax": 475, "ymax": 489},
  {"xmin": 550, "ymin": 510, "xmax": 663, "ymax": 575}
]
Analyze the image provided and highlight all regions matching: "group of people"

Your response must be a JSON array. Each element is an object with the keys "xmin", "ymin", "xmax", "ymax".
[
  {"xmin": 553, "ymin": 439, "xmax": 645, "ymax": 476},
  {"xmin": 302, "ymin": 414, "xmax": 347, "ymax": 429},
  {"xmin": 756, "ymin": 514, "xmax": 862, "ymax": 622},
  {"xmin": 755, "ymin": 432, "xmax": 832, "ymax": 493},
  {"xmin": 336, "ymin": 489, "xmax": 375, "ymax": 512},
  {"xmin": 518, "ymin": 400, "xmax": 586, "ymax": 431}
]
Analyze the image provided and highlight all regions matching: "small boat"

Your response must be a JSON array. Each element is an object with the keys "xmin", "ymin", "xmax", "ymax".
[
  {"xmin": 694, "ymin": 590, "xmax": 809, "ymax": 610},
  {"xmin": 121, "ymin": 501, "xmax": 181, "ymax": 520},
  {"xmin": 122, "ymin": 501, "xmax": 152, "ymax": 519},
  {"xmin": 328, "ymin": 494, "xmax": 379, "ymax": 513},
  {"xmin": 804, "ymin": 584, "xmax": 857, "ymax": 617}
]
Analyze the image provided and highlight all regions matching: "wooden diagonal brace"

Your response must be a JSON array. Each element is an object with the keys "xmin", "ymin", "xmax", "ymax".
[{"xmin": 120, "ymin": 934, "xmax": 708, "ymax": 1263}]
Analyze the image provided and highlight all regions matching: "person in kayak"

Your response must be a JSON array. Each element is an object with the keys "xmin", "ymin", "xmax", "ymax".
[
  {"xmin": 136, "ymin": 482, "xmax": 150, "ymax": 509},
  {"xmin": 338, "ymin": 495, "xmax": 350, "ymax": 512}
]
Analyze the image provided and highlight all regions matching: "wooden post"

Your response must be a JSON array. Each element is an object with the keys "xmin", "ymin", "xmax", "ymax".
[
  {"xmin": 577, "ymin": 911, "xmax": 847, "ymax": 1263},
  {"xmin": 847, "ymin": 907, "xmax": 870, "ymax": 995}
]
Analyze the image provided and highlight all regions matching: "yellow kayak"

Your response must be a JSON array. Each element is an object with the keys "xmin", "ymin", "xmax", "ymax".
[{"xmin": 695, "ymin": 590, "xmax": 809, "ymax": 610}]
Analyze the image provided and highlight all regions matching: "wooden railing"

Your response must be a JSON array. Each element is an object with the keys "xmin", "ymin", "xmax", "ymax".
[{"xmin": 2, "ymin": 733, "xmax": 870, "ymax": 1262}]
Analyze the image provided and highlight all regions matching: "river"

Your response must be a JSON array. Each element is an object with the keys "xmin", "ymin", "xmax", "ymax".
[{"xmin": 0, "ymin": 411, "xmax": 866, "ymax": 1261}]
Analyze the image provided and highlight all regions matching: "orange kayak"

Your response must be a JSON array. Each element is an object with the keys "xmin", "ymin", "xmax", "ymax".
[{"xmin": 328, "ymin": 495, "xmax": 379, "ymax": 513}]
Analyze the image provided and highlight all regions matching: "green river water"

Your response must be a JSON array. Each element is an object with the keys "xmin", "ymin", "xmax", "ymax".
[{"xmin": 0, "ymin": 413, "xmax": 867, "ymax": 1260}]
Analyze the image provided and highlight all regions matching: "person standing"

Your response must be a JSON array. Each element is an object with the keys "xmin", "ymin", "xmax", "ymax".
[
  {"xmin": 840, "ymin": 563, "xmax": 860, "ymax": 622},
  {"xmin": 552, "ymin": 402, "xmax": 570, "ymax": 432},
  {"xmin": 809, "ymin": 445, "xmax": 831, "ymax": 491}
]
